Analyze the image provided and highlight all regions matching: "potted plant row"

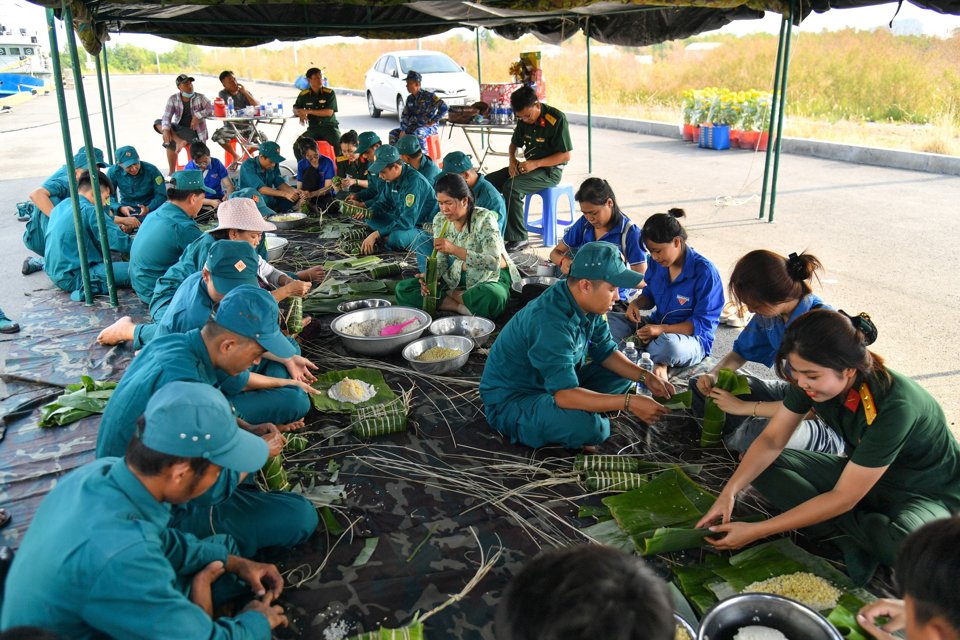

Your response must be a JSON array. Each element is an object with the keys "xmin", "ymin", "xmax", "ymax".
[{"xmin": 681, "ymin": 88, "xmax": 772, "ymax": 151}]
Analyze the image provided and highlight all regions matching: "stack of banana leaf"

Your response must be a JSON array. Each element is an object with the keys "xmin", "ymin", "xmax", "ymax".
[
  {"xmin": 673, "ymin": 539, "xmax": 876, "ymax": 639},
  {"xmin": 701, "ymin": 369, "xmax": 751, "ymax": 447},
  {"xmin": 311, "ymin": 368, "xmax": 410, "ymax": 438},
  {"xmin": 39, "ymin": 376, "xmax": 118, "ymax": 427},
  {"xmin": 347, "ymin": 622, "xmax": 424, "ymax": 640}
]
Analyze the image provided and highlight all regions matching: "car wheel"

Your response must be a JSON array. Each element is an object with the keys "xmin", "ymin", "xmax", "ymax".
[
  {"xmin": 367, "ymin": 92, "xmax": 381, "ymax": 118},
  {"xmin": 396, "ymin": 96, "xmax": 405, "ymax": 119}
]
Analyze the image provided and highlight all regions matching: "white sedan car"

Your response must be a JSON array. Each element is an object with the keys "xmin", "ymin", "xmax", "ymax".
[{"xmin": 364, "ymin": 50, "xmax": 481, "ymax": 118}]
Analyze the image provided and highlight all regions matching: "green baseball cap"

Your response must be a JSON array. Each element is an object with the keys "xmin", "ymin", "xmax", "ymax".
[
  {"xmin": 368, "ymin": 144, "xmax": 401, "ymax": 175},
  {"xmin": 439, "ymin": 151, "xmax": 474, "ymax": 176},
  {"xmin": 204, "ymin": 240, "xmax": 259, "ymax": 294},
  {"xmin": 259, "ymin": 141, "xmax": 285, "ymax": 164},
  {"xmin": 171, "ymin": 169, "xmax": 216, "ymax": 194},
  {"xmin": 395, "ymin": 135, "xmax": 423, "ymax": 156},
  {"xmin": 569, "ymin": 241, "xmax": 644, "ymax": 289},
  {"xmin": 141, "ymin": 381, "xmax": 268, "ymax": 473},
  {"xmin": 356, "ymin": 131, "xmax": 382, "ymax": 155},
  {"xmin": 228, "ymin": 188, "xmax": 277, "ymax": 218},
  {"xmin": 214, "ymin": 285, "xmax": 296, "ymax": 358},
  {"xmin": 74, "ymin": 147, "xmax": 107, "ymax": 170},
  {"xmin": 115, "ymin": 146, "xmax": 140, "ymax": 168}
]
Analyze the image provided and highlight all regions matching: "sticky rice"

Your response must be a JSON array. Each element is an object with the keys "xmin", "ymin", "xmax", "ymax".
[
  {"xmin": 733, "ymin": 626, "xmax": 788, "ymax": 640},
  {"xmin": 327, "ymin": 378, "xmax": 376, "ymax": 404},
  {"xmin": 340, "ymin": 317, "xmax": 419, "ymax": 337}
]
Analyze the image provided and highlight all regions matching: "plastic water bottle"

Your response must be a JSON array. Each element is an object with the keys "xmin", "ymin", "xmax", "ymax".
[
  {"xmin": 276, "ymin": 98, "xmax": 283, "ymax": 116},
  {"xmin": 226, "ymin": 96, "xmax": 235, "ymax": 117},
  {"xmin": 623, "ymin": 342, "xmax": 639, "ymax": 366},
  {"xmin": 267, "ymin": 100, "xmax": 275, "ymax": 116},
  {"xmin": 638, "ymin": 352, "xmax": 654, "ymax": 396}
]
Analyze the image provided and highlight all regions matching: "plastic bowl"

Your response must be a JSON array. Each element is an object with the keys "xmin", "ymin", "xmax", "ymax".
[
  {"xmin": 336, "ymin": 298, "xmax": 393, "ymax": 314},
  {"xmin": 510, "ymin": 275, "xmax": 558, "ymax": 294},
  {"xmin": 265, "ymin": 234, "xmax": 288, "ymax": 261},
  {"xmin": 428, "ymin": 315, "xmax": 496, "ymax": 348},
  {"xmin": 331, "ymin": 306, "xmax": 432, "ymax": 356},
  {"xmin": 696, "ymin": 594, "xmax": 844, "ymax": 640},
  {"xmin": 402, "ymin": 335, "xmax": 474, "ymax": 375},
  {"xmin": 267, "ymin": 212, "xmax": 308, "ymax": 230}
]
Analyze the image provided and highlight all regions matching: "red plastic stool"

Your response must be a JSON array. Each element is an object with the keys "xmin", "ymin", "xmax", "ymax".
[
  {"xmin": 316, "ymin": 140, "xmax": 337, "ymax": 164},
  {"xmin": 175, "ymin": 145, "xmax": 193, "ymax": 171},
  {"xmin": 425, "ymin": 134, "xmax": 441, "ymax": 161}
]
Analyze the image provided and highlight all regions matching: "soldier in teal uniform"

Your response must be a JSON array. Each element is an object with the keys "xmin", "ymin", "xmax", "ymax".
[
  {"xmin": 347, "ymin": 131, "xmax": 384, "ymax": 207},
  {"xmin": 95, "ymin": 286, "xmax": 319, "ymax": 556},
  {"xmin": 479, "ymin": 242, "xmax": 674, "ymax": 450},
  {"xmin": 396, "ymin": 134, "xmax": 441, "ymax": 185},
  {"xmin": 1, "ymin": 381, "xmax": 289, "ymax": 638},
  {"xmin": 21, "ymin": 146, "xmax": 108, "ymax": 274},
  {"xmin": 107, "ymin": 145, "xmax": 167, "ymax": 222},
  {"xmin": 44, "ymin": 170, "xmax": 133, "ymax": 301},
  {"xmin": 129, "ymin": 169, "xmax": 211, "ymax": 304},
  {"xmin": 698, "ymin": 310, "xmax": 960, "ymax": 585},
  {"xmin": 388, "ymin": 70, "xmax": 448, "ymax": 151},
  {"xmin": 293, "ymin": 67, "xmax": 341, "ymax": 154},
  {"xmin": 440, "ymin": 151, "xmax": 507, "ymax": 236},
  {"xmin": 152, "ymin": 242, "xmax": 317, "ymax": 425},
  {"xmin": 486, "ymin": 86, "xmax": 573, "ymax": 250},
  {"xmin": 237, "ymin": 141, "xmax": 301, "ymax": 213},
  {"xmin": 357, "ymin": 145, "xmax": 435, "ymax": 268}
]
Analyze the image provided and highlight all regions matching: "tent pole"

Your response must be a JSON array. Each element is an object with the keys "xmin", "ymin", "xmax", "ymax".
[
  {"xmin": 586, "ymin": 18, "xmax": 593, "ymax": 173},
  {"xmin": 103, "ymin": 43, "xmax": 118, "ymax": 152},
  {"xmin": 46, "ymin": 7, "xmax": 94, "ymax": 305},
  {"xmin": 63, "ymin": 0, "xmax": 119, "ymax": 306},
  {"xmin": 759, "ymin": 12, "xmax": 788, "ymax": 220},
  {"xmin": 476, "ymin": 28, "xmax": 485, "ymax": 149},
  {"xmin": 94, "ymin": 51, "xmax": 113, "ymax": 163},
  {"xmin": 768, "ymin": 1, "xmax": 795, "ymax": 223}
]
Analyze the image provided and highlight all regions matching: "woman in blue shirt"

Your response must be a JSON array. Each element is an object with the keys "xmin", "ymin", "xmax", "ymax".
[
  {"xmin": 296, "ymin": 138, "xmax": 336, "ymax": 213},
  {"xmin": 548, "ymin": 177, "xmax": 647, "ymax": 302},
  {"xmin": 610, "ymin": 209, "xmax": 723, "ymax": 378},
  {"xmin": 693, "ymin": 250, "xmax": 845, "ymax": 454}
]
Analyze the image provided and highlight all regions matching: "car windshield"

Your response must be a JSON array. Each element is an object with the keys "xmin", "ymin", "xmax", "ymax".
[{"xmin": 398, "ymin": 55, "xmax": 461, "ymax": 74}]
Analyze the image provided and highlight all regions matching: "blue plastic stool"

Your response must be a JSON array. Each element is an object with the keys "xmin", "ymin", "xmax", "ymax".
[{"xmin": 523, "ymin": 183, "xmax": 575, "ymax": 247}]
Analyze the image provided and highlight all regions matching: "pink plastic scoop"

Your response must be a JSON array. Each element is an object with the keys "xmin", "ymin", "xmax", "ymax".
[{"xmin": 379, "ymin": 318, "xmax": 419, "ymax": 337}]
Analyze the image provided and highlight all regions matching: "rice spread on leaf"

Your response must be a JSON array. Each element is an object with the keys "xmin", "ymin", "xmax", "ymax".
[
  {"xmin": 743, "ymin": 572, "xmax": 841, "ymax": 612},
  {"xmin": 328, "ymin": 378, "xmax": 377, "ymax": 404}
]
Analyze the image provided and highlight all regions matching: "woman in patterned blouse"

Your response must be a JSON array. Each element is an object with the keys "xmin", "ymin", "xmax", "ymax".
[{"xmin": 396, "ymin": 174, "xmax": 520, "ymax": 319}]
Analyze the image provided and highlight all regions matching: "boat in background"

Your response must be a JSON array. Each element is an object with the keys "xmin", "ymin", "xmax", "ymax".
[{"xmin": 0, "ymin": 23, "xmax": 50, "ymax": 98}]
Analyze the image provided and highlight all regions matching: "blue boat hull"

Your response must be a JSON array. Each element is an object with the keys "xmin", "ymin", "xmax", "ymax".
[{"xmin": 0, "ymin": 73, "xmax": 45, "ymax": 97}]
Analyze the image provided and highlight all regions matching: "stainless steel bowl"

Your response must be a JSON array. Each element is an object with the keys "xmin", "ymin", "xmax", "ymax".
[
  {"xmin": 331, "ymin": 306, "xmax": 432, "ymax": 356},
  {"xmin": 336, "ymin": 298, "xmax": 393, "ymax": 314},
  {"xmin": 697, "ymin": 594, "xmax": 844, "ymax": 640},
  {"xmin": 675, "ymin": 613, "xmax": 697, "ymax": 640},
  {"xmin": 428, "ymin": 315, "xmax": 496, "ymax": 348},
  {"xmin": 402, "ymin": 335, "xmax": 474, "ymax": 375},
  {"xmin": 267, "ymin": 212, "xmax": 308, "ymax": 230},
  {"xmin": 511, "ymin": 275, "xmax": 558, "ymax": 294},
  {"xmin": 265, "ymin": 234, "xmax": 288, "ymax": 261}
]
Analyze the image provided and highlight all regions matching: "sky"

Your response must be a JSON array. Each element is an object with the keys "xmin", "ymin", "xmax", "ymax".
[{"xmin": 8, "ymin": 0, "xmax": 960, "ymax": 54}]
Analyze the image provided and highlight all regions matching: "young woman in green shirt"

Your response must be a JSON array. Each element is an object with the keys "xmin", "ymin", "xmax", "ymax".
[{"xmin": 697, "ymin": 309, "xmax": 960, "ymax": 584}]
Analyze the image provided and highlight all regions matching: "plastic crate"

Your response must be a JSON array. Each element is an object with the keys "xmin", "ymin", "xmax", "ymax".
[{"xmin": 699, "ymin": 124, "xmax": 731, "ymax": 150}]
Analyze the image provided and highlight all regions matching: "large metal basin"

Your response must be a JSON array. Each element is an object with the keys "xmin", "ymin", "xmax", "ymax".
[{"xmin": 331, "ymin": 306, "xmax": 432, "ymax": 356}]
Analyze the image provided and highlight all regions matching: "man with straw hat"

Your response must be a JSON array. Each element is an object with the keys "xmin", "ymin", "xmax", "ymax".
[
  {"xmin": 95, "ymin": 286, "xmax": 319, "ymax": 556},
  {"xmin": 2, "ymin": 381, "xmax": 289, "ymax": 638},
  {"xmin": 480, "ymin": 242, "xmax": 675, "ymax": 450}
]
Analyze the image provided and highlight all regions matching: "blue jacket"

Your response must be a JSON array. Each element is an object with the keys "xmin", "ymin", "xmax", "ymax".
[
  {"xmin": 733, "ymin": 294, "xmax": 831, "ymax": 367},
  {"xmin": 185, "ymin": 157, "xmax": 230, "ymax": 199},
  {"xmin": 641, "ymin": 245, "xmax": 724, "ymax": 355}
]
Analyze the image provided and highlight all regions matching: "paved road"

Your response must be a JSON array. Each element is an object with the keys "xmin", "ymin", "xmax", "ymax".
[{"xmin": 1, "ymin": 73, "xmax": 957, "ymax": 426}]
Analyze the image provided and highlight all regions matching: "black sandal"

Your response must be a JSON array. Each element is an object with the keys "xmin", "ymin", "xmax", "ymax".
[{"xmin": 0, "ymin": 509, "xmax": 10, "ymax": 530}]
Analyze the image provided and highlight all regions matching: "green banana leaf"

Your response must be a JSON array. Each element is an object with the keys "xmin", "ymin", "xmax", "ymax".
[
  {"xmin": 602, "ymin": 468, "xmax": 716, "ymax": 536},
  {"xmin": 311, "ymin": 367, "xmax": 397, "ymax": 413},
  {"xmin": 347, "ymin": 622, "xmax": 425, "ymax": 640},
  {"xmin": 659, "ymin": 389, "xmax": 693, "ymax": 410},
  {"xmin": 39, "ymin": 377, "xmax": 118, "ymax": 427},
  {"xmin": 323, "ymin": 255, "xmax": 382, "ymax": 272},
  {"xmin": 673, "ymin": 557, "xmax": 729, "ymax": 615},
  {"xmin": 701, "ymin": 368, "xmax": 751, "ymax": 447},
  {"xmin": 638, "ymin": 514, "xmax": 765, "ymax": 556},
  {"xmin": 827, "ymin": 594, "xmax": 873, "ymax": 640},
  {"xmin": 580, "ymin": 518, "xmax": 635, "ymax": 554}
]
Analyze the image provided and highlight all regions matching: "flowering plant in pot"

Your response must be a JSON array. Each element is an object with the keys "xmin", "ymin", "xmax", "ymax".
[{"xmin": 739, "ymin": 91, "xmax": 772, "ymax": 150}]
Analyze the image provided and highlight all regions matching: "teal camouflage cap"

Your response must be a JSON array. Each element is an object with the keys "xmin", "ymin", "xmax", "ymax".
[
  {"xmin": 115, "ymin": 146, "xmax": 140, "ymax": 168},
  {"xmin": 368, "ymin": 144, "xmax": 401, "ymax": 174},
  {"xmin": 204, "ymin": 240, "xmax": 259, "ymax": 294},
  {"xmin": 356, "ymin": 131, "xmax": 382, "ymax": 155},
  {"xmin": 141, "ymin": 381, "xmax": 268, "ymax": 472},
  {"xmin": 569, "ymin": 241, "xmax": 643, "ymax": 289},
  {"xmin": 214, "ymin": 284, "xmax": 296, "ymax": 358},
  {"xmin": 259, "ymin": 141, "xmax": 285, "ymax": 164},
  {"xmin": 395, "ymin": 135, "xmax": 423, "ymax": 156},
  {"xmin": 74, "ymin": 147, "xmax": 107, "ymax": 170},
  {"xmin": 439, "ymin": 151, "xmax": 473, "ymax": 175},
  {"xmin": 171, "ymin": 169, "xmax": 215, "ymax": 194}
]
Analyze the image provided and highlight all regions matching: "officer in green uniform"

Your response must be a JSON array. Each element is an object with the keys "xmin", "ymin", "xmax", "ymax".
[
  {"xmin": 154, "ymin": 242, "xmax": 315, "ymax": 425},
  {"xmin": 1, "ymin": 381, "xmax": 288, "ymax": 638},
  {"xmin": 396, "ymin": 134, "xmax": 441, "ymax": 185},
  {"xmin": 479, "ymin": 242, "xmax": 674, "ymax": 449},
  {"xmin": 21, "ymin": 146, "xmax": 108, "ymax": 273},
  {"xmin": 107, "ymin": 145, "xmax": 167, "ymax": 220},
  {"xmin": 440, "ymin": 150, "xmax": 507, "ymax": 236},
  {"xmin": 95, "ymin": 286, "xmax": 319, "ymax": 556},
  {"xmin": 485, "ymin": 86, "xmax": 573, "ymax": 250},
  {"xmin": 335, "ymin": 130, "xmax": 367, "ymax": 196},
  {"xmin": 359, "ymin": 145, "xmax": 435, "ymax": 268},
  {"xmin": 698, "ymin": 309, "xmax": 960, "ymax": 585},
  {"xmin": 129, "ymin": 169, "xmax": 212, "ymax": 304},
  {"xmin": 237, "ymin": 141, "xmax": 301, "ymax": 213},
  {"xmin": 293, "ymin": 67, "xmax": 340, "ymax": 154},
  {"xmin": 349, "ymin": 131, "xmax": 384, "ymax": 207}
]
